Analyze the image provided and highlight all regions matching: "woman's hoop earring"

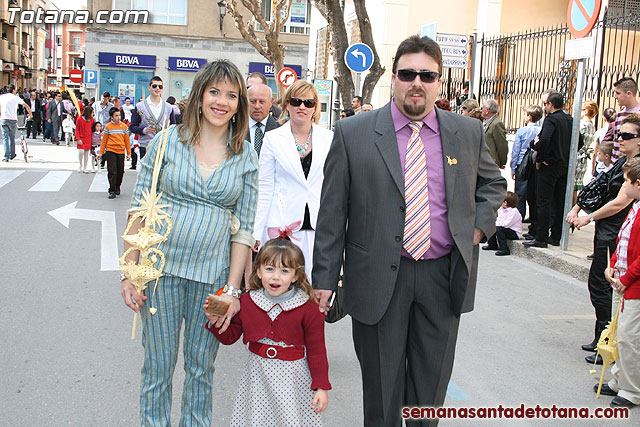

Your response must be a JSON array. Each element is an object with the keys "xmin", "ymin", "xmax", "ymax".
[{"xmin": 198, "ymin": 106, "xmax": 202, "ymax": 115}]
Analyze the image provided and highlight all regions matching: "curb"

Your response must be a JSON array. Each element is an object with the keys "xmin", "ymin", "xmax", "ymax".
[{"xmin": 510, "ymin": 240, "xmax": 591, "ymax": 282}]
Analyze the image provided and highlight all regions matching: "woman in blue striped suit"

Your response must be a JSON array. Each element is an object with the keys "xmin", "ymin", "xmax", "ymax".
[{"xmin": 120, "ymin": 60, "xmax": 258, "ymax": 426}]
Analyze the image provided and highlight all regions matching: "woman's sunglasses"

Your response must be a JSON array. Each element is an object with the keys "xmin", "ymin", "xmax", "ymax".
[
  {"xmin": 289, "ymin": 97, "xmax": 317, "ymax": 108},
  {"xmin": 620, "ymin": 132, "xmax": 640, "ymax": 140},
  {"xmin": 151, "ymin": 84, "xmax": 163, "ymax": 89},
  {"xmin": 395, "ymin": 69, "xmax": 440, "ymax": 83}
]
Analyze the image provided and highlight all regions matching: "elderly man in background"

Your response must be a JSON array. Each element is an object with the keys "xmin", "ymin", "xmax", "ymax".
[
  {"xmin": 246, "ymin": 83, "xmax": 280, "ymax": 157},
  {"xmin": 482, "ymin": 99, "xmax": 508, "ymax": 169},
  {"xmin": 246, "ymin": 72, "xmax": 282, "ymax": 120},
  {"xmin": 362, "ymin": 103, "xmax": 373, "ymax": 112}
]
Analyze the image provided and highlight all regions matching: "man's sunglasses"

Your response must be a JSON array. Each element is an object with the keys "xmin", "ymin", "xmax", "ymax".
[
  {"xmin": 620, "ymin": 132, "xmax": 640, "ymax": 140},
  {"xmin": 395, "ymin": 69, "xmax": 440, "ymax": 83},
  {"xmin": 151, "ymin": 84, "xmax": 163, "ymax": 89},
  {"xmin": 289, "ymin": 97, "xmax": 316, "ymax": 108}
]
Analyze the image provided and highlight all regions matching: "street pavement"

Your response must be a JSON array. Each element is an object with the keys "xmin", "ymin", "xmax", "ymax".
[{"xmin": 1, "ymin": 139, "xmax": 636, "ymax": 426}]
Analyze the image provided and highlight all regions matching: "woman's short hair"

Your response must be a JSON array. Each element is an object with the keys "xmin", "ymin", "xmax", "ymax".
[
  {"xmin": 461, "ymin": 99, "xmax": 479, "ymax": 112},
  {"xmin": 622, "ymin": 113, "xmax": 640, "ymax": 134},
  {"xmin": 582, "ymin": 100, "xmax": 599, "ymax": 119},
  {"xmin": 435, "ymin": 98, "xmax": 451, "ymax": 111},
  {"xmin": 178, "ymin": 59, "xmax": 249, "ymax": 154},
  {"xmin": 278, "ymin": 80, "xmax": 320, "ymax": 125}
]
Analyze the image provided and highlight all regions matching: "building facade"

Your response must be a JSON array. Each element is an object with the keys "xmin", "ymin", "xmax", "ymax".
[{"xmin": 85, "ymin": 0, "xmax": 310, "ymax": 102}]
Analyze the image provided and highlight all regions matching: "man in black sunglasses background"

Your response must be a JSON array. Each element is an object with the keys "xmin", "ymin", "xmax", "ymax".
[
  {"xmin": 130, "ymin": 76, "xmax": 176, "ymax": 162},
  {"xmin": 313, "ymin": 34, "xmax": 506, "ymax": 426}
]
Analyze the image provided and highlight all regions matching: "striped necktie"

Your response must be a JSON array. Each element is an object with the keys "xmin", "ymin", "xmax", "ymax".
[
  {"xmin": 254, "ymin": 122, "xmax": 264, "ymax": 155},
  {"xmin": 403, "ymin": 121, "xmax": 431, "ymax": 259}
]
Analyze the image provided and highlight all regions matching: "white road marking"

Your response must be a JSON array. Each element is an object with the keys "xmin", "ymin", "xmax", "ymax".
[
  {"xmin": 48, "ymin": 201, "xmax": 119, "ymax": 271},
  {"xmin": 28, "ymin": 170, "xmax": 72, "ymax": 192},
  {"xmin": 89, "ymin": 172, "xmax": 110, "ymax": 193},
  {"xmin": 0, "ymin": 169, "xmax": 25, "ymax": 189}
]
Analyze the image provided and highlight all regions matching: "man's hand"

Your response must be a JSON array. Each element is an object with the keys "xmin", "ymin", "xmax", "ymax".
[
  {"xmin": 605, "ymin": 267, "xmax": 615, "ymax": 284},
  {"xmin": 47, "ymin": 118, "xmax": 51, "ymax": 123},
  {"xmin": 573, "ymin": 215, "xmax": 590, "ymax": 230},
  {"xmin": 565, "ymin": 206, "xmax": 580, "ymax": 224},
  {"xmin": 612, "ymin": 279, "xmax": 627, "ymax": 294},
  {"xmin": 473, "ymin": 227, "xmax": 484, "ymax": 245},
  {"xmin": 121, "ymin": 278, "xmax": 147, "ymax": 311},
  {"xmin": 314, "ymin": 289, "xmax": 333, "ymax": 313},
  {"xmin": 144, "ymin": 126, "xmax": 156, "ymax": 135}
]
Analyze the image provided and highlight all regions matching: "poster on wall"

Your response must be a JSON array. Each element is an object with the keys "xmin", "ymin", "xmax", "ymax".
[
  {"xmin": 118, "ymin": 83, "xmax": 135, "ymax": 98},
  {"xmin": 182, "ymin": 87, "xmax": 191, "ymax": 99},
  {"xmin": 290, "ymin": 0, "xmax": 306, "ymax": 23}
]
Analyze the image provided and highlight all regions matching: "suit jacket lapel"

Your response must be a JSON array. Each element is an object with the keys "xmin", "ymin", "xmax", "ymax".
[
  {"xmin": 374, "ymin": 104, "xmax": 404, "ymax": 195},
  {"xmin": 436, "ymin": 109, "xmax": 461, "ymax": 208},
  {"xmin": 280, "ymin": 123, "xmax": 307, "ymax": 184},
  {"xmin": 308, "ymin": 126, "xmax": 328, "ymax": 184}
]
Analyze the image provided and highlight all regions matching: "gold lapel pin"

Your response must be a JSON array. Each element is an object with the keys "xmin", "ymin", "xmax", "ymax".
[{"xmin": 446, "ymin": 156, "xmax": 458, "ymax": 165}]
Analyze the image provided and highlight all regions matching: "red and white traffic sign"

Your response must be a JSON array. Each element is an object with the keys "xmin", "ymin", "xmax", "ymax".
[
  {"xmin": 277, "ymin": 67, "xmax": 297, "ymax": 88},
  {"xmin": 69, "ymin": 69, "xmax": 83, "ymax": 84},
  {"xmin": 567, "ymin": 0, "xmax": 601, "ymax": 39}
]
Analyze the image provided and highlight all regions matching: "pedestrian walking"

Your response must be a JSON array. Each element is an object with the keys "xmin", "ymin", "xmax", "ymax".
[
  {"xmin": 75, "ymin": 106, "xmax": 94, "ymax": 173},
  {"xmin": 99, "ymin": 108, "xmax": 130, "ymax": 198},
  {"xmin": 205, "ymin": 238, "xmax": 330, "ymax": 426},
  {"xmin": 0, "ymin": 84, "xmax": 32, "ymax": 162},
  {"xmin": 47, "ymin": 92, "xmax": 63, "ymax": 145}
]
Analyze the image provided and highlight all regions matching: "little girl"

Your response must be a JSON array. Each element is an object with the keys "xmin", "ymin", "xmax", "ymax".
[
  {"xmin": 91, "ymin": 121, "xmax": 102, "ymax": 172},
  {"xmin": 75, "ymin": 106, "xmax": 94, "ymax": 173},
  {"xmin": 205, "ymin": 238, "xmax": 330, "ymax": 426},
  {"xmin": 62, "ymin": 114, "xmax": 76, "ymax": 146},
  {"xmin": 482, "ymin": 191, "xmax": 522, "ymax": 256}
]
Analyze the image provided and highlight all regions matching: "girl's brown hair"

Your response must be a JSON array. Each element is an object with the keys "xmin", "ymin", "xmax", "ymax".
[
  {"xmin": 505, "ymin": 191, "xmax": 519, "ymax": 208},
  {"xmin": 278, "ymin": 80, "xmax": 321, "ymax": 125},
  {"xmin": 249, "ymin": 238, "xmax": 317, "ymax": 302},
  {"xmin": 177, "ymin": 60, "xmax": 249, "ymax": 154},
  {"xmin": 82, "ymin": 105, "xmax": 93, "ymax": 121}
]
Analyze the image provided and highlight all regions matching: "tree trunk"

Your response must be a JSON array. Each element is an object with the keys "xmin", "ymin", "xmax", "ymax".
[{"xmin": 353, "ymin": 0, "xmax": 385, "ymax": 104}]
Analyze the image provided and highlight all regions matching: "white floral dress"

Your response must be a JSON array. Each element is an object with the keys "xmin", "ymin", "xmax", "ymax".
[{"xmin": 229, "ymin": 289, "xmax": 323, "ymax": 427}]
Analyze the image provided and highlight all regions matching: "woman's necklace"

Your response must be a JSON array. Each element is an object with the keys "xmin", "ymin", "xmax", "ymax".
[{"xmin": 292, "ymin": 127, "xmax": 312, "ymax": 156}]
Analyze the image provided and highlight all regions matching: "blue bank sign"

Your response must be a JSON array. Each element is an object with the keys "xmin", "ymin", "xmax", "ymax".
[
  {"xmin": 168, "ymin": 57, "xmax": 207, "ymax": 72},
  {"xmin": 249, "ymin": 62, "xmax": 302, "ymax": 78},
  {"xmin": 98, "ymin": 52, "xmax": 156, "ymax": 70}
]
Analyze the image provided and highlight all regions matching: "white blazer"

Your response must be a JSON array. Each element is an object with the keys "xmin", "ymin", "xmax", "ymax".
[{"xmin": 253, "ymin": 121, "xmax": 334, "ymax": 243}]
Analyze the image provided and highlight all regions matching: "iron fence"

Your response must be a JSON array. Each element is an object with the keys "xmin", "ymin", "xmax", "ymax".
[{"xmin": 477, "ymin": 11, "xmax": 640, "ymax": 132}]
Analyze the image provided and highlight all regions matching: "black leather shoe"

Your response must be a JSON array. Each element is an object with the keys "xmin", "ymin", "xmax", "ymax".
[
  {"xmin": 594, "ymin": 383, "xmax": 617, "ymax": 396},
  {"xmin": 582, "ymin": 339, "xmax": 597, "ymax": 352},
  {"xmin": 585, "ymin": 353, "xmax": 603, "ymax": 365},
  {"xmin": 548, "ymin": 239, "xmax": 560, "ymax": 246},
  {"xmin": 610, "ymin": 396, "xmax": 637, "ymax": 407},
  {"xmin": 523, "ymin": 233, "xmax": 535, "ymax": 240},
  {"xmin": 115, "ymin": 190, "xmax": 120, "ymax": 195},
  {"xmin": 482, "ymin": 245, "xmax": 498, "ymax": 251},
  {"xmin": 9, "ymin": 154, "xmax": 16, "ymax": 160},
  {"xmin": 108, "ymin": 192, "xmax": 116, "ymax": 199},
  {"xmin": 587, "ymin": 253, "xmax": 595, "ymax": 260},
  {"xmin": 523, "ymin": 239, "xmax": 547, "ymax": 248},
  {"xmin": 495, "ymin": 250, "xmax": 510, "ymax": 256}
]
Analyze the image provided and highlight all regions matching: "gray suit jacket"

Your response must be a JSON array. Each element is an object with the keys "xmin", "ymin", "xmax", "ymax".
[
  {"xmin": 47, "ymin": 100, "xmax": 63, "ymax": 123},
  {"xmin": 246, "ymin": 115, "xmax": 280, "ymax": 149},
  {"xmin": 312, "ymin": 103, "xmax": 506, "ymax": 325}
]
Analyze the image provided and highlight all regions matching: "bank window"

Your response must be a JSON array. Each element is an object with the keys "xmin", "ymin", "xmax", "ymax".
[{"xmin": 113, "ymin": 0, "xmax": 187, "ymax": 25}]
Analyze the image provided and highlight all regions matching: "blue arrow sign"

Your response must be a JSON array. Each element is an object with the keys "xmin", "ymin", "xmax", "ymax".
[{"xmin": 344, "ymin": 43, "xmax": 374, "ymax": 73}]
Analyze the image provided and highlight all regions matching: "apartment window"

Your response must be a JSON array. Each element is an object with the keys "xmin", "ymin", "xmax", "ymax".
[
  {"xmin": 257, "ymin": 0, "xmax": 311, "ymax": 35},
  {"xmin": 56, "ymin": 35, "xmax": 62, "ymax": 46},
  {"xmin": 72, "ymin": 36, "xmax": 81, "ymax": 52},
  {"xmin": 113, "ymin": 0, "xmax": 187, "ymax": 25}
]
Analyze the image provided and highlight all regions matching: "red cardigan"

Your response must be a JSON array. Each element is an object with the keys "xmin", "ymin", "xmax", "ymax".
[
  {"xmin": 75, "ymin": 116, "xmax": 94, "ymax": 150},
  {"xmin": 610, "ymin": 206, "xmax": 640, "ymax": 300},
  {"xmin": 206, "ymin": 293, "xmax": 331, "ymax": 390}
]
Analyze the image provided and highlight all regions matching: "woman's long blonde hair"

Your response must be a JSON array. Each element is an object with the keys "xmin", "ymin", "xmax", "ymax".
[
  {"xmin": 177, "ymin": 60, "xmax": 249, "ymax": 154},
  {"xmin": 249, "ymin": 238, "xmax": 317, "ymax": 302}
]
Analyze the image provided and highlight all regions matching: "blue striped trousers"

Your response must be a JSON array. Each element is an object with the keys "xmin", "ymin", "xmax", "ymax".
[{"xmin": 139, "ymin": 274, "xmax": 221, "ymax": 426}]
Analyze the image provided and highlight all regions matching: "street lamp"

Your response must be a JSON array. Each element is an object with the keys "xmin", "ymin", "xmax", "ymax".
[{"xmin": 218, "ymin": 1, "xmax": 226, "ymax": 32}]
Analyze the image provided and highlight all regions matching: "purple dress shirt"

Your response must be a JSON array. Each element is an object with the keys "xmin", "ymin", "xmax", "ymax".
[{"xmin": 391, "ymin": 102, "xmax": 454, "ymax": 260}]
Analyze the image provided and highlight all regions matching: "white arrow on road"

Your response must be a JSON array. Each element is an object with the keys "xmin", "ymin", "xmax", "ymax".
[
  {"xmin": 48, "ymin": 201, "xmax": 119, "ymax": 271},
  {"xmin": 351, "ymin": 49, "xmax": 367, "ymax": 67}
]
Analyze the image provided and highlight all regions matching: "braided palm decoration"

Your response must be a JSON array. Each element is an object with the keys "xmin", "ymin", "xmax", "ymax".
[{"xmin": 119, "ymin": 119, "xmax": 172, "ymax": 339}]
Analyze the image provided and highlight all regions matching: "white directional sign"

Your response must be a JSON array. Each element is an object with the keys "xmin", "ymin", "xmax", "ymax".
[
  {"xmin": 48, "ymin": 201, "xmax": 119, "ymax": 271},
  {"xmin": 437, "ymin": 32, "xmax": 470, "ymax": 69}
]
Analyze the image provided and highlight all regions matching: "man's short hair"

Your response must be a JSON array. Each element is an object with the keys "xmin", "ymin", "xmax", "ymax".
[
  {"xmin": 353, "ymin": 95, "xmax": 363, "ymax": 104},
  {"xmin": 598, "ymin": 141, "xmax": 614, "ymax": 157},
  {"xmin": 541, "ymin": 88, "xmax": 559, "ymax": 98},
  {"xmin": 614, "ymin": 77, "xmax": 638, "ymax": 96},
  {"xmin": 603, "ymin": 107, "xmax": 617, "ymax": 122},
  {"xmin": 623, "ymin": 157, "xmax": 640, "ymax": 183},
  {"xmin": 622, "ymin": 113, "xmax": 640, "ymax": 134},
  {"xmin": 248, "ymin": 83, "xmax": 273, "ymax": 98},
  {"xmin": 392, "ymin": 34, "xmax": 443, "ymax": 74},
  {"xmin": 247, "ymin": 72, "xmax": 268, "ymax": 85},
  {"xmin": 547, "ymin": 92, "xmax": 564, "ymax": 109},
  {"xmin": 109, "ymin": 107, "xmax": 120, "ymax": 117},
  {"xmin": 149, "ymin": 76, "xmax": 163, "ymax": 85},
  {"xmin": 124, "ymin": 97, "xmax": 130, "ymax": 101},
  {"xmin": 102, "ymin": 91, "xmax": 110, "ymax": 98},
  {"xmin": 7, "ymin": 84, "xmax": 15, "ymax": 92},
  {"xmin": 524, "ymin": 104, "xmax": 543, "ymax": 123},
  {"xmin": 483, "ymin": 99, "xmax": 499, "ymax": 113}
]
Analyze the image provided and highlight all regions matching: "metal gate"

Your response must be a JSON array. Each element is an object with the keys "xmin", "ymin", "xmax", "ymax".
[{"xmin": 477, "ymin": 11, "xmax": 640, "ymax": 132}]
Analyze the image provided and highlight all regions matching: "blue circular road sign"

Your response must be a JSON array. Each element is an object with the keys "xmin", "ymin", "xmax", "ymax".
[{"xmin": 344, "ymin": 43, "xmax": 374, "ymax": 73}]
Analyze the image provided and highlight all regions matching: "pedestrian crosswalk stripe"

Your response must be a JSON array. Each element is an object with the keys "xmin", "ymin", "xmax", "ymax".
[
  {"xmin": 28, "ymin": 170, "xmax": 72, "ymax": 192},
  {"xmin": 89, "ymin": 172, "xmax": 109, "ymax": 193},
  {"xmin": 0, "ymin": 169, "xmax": 25, "ymax": 189}
]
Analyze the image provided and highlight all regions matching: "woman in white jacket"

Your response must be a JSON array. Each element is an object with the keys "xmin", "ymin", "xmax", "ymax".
[{"xmin": 253, "ymin": 80, "xmax": 333, "ymax": 280}]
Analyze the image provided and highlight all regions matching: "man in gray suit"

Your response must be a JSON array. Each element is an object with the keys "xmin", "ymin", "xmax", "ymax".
[
  {"xmin": 47, "ymin": 92, "xmax": 64, "ymax": 145},
  {"xmin": 246, "ymin": 83, "xmax": 280, "ymax": 156},
  {"xmin": 313, "ymin": 35, "xmax": 506, "ymax": 426}
]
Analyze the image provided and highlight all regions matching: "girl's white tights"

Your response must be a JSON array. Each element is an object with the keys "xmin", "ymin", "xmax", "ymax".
[{"xmin": 78, "ymin": 149, "xmax": 90, "ymax": 172}]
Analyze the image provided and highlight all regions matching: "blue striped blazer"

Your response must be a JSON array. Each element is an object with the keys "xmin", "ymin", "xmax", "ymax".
[{"xmin": 130, "ymin": 125, "xmax": 258, "ymax": 284}]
